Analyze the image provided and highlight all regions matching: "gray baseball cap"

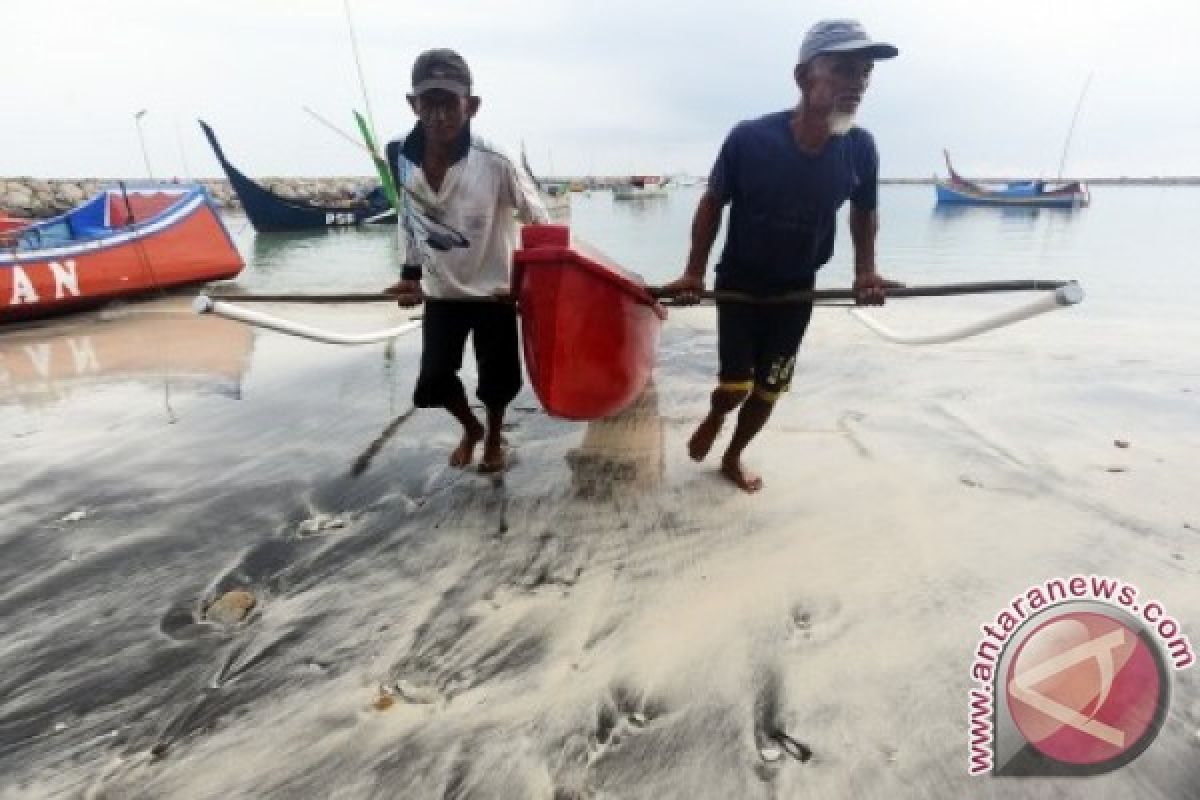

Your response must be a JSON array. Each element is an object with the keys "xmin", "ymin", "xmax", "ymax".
[
  {"xmin": 797, "ymin": 19, "xmax": 898, "ymax": 66},
  {"xmin": 411, "ymin": 48, "xmax": 472, "ymax": 96}
]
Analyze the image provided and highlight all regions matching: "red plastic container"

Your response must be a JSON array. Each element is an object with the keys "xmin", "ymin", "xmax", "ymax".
[{"xmin": 513, "ymin": 224, "xmax": 667, "ymax": 420}]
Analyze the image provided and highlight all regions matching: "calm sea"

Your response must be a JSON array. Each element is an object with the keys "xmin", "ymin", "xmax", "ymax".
[{"xmin": 228, "ymin": 185, "xmax": 1200, "ymax": 331}]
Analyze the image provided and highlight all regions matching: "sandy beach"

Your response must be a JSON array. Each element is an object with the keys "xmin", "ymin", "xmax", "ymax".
[{"xmin": 0, "ymin": 294, "xmax": 1195, "ymax": 798}]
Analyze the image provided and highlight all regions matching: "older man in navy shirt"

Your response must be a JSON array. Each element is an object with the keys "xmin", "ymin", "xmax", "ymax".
[{"xmin": 665, "ymin": 19, "xmax": 901, "ymax": 492}]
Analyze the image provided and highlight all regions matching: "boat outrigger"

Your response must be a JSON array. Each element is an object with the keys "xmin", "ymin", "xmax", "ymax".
[{"xmin": 193, "ymin": 225, "xmax": 1085, "ymax": 421}]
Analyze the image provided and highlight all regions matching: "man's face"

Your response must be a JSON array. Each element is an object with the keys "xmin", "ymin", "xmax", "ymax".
[
  {"xmin": 407, "ymin": 89, "xmax": 479, "ymax": 146},
  {"xmin": 798, "ymin": 52, "xmax": 874, "ymax": 115}
]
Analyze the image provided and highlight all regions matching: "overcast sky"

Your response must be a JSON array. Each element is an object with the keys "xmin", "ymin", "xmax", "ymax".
[{"xmin": 5, "ymin": 0, "xmax": 1198, "ymax": 180}]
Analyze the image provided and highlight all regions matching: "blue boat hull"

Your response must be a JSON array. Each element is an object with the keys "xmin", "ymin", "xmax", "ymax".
[
  {"xmin": 199, "ymin": 121, "xmax": 393, "ymax": 232},
  {"xmin": 935, "ymin": 181, "xmax": 1087, "ymax": 209}
]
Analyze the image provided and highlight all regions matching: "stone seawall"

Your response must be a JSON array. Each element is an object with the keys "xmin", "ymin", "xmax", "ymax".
[{"xmin": 0, "ymin": 177, "xmax": 380, "ymax": 218}]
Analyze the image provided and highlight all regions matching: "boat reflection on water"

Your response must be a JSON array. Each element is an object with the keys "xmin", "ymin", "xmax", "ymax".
[
  {"xmin": 565, "ymin": 378, "xmax": 664, "ymax": 496},
  {"xmin": 0, "ymin": 300, "xmax": 255, "ymax": 408},
  {"xmin": 930, "ymin": 203, "xmax": 1080, "ymax": 224}
]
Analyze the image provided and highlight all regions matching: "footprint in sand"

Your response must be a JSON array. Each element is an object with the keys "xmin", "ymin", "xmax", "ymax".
[
  {"xmin": 786, "ymin": 598, "xmax": 845, "ymax": 647},
  {"xmin": 587, "ymin": 684, "xmax": 665, "ymax": 763},
  {"xmin": 753, "ymin": 668, "xmax": 814, "ymax": 773}
]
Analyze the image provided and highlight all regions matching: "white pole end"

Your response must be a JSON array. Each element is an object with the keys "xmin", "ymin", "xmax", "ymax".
[{"xmin": 1055, "ymin": 282, "xmax": 1085, "ymax": 306}]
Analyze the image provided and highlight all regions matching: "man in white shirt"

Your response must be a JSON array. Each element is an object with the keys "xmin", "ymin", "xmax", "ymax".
[{"xmin": 388, "ymin": 49, "xmax": 548, "ymax": 472}]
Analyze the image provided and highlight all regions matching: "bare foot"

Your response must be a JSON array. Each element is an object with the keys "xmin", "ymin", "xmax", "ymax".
[
  {"xmin": 721, "ymin": 456, "xmax": 763, "ymax": 493},
  {"xmin": 688, "ymin": 414, "xmax": 723, "ymax": 462},
  {"xmin": 479, "ymin": 435, "xmax": 508, "ymax": 473},
  {"xmin": 450, "ymin": 424, "xmax": 484, "ymax": 467}
]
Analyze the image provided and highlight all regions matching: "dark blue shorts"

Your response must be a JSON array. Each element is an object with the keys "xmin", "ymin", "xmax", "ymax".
[
  {"xmin": 413, "ymin": 300, "xmax": 522, "ymax": 410},
  {"xmin": 716, "ymin": 299, "xmax": 814, "ymax": 401}
]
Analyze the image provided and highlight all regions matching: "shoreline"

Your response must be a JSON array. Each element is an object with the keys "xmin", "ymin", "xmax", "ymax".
[{"xmin": 3, "ymin": 176, "xmax": 1199, "ymax": 219}]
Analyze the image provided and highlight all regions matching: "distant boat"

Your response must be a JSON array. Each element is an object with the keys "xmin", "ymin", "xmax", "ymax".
[
  {"xmin": 199, "ymin": 120, "xmax": 393, "ymax": 232},
  {"xmin": 613, "ymin": 176, "xmax": 668, "ymax": 201},
  {"xmin": 936, "ymin": 151, "xmax": 1089, "ymax": 209},
  {"xmin": 1, "ymin": 185, "xmax": 244, "ymax": 323},
  {"xmin": 513, "ymin": 224, "xmax": 666, "ymax": 420},
  {"xmin": 519, "ymin": 146, "xmax": 571, "ymax": 221}
]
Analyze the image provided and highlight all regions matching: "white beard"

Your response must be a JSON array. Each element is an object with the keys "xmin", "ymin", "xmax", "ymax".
[{"xmin": 827, "ymin": 111, "xmax": 857, "ymax": 135}]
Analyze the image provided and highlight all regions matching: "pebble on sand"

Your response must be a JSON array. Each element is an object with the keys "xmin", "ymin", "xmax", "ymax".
[
  {"xmin": 298, "ymin": 516, "xmax": 346, "ymax": 535},
  {"xmin": 371, "ymin": 690, "xmax": 395, "ymax": 712},
  {"xmin": 1114, "ymin": 439, "xmax": 1131, "ymax": 448},
  {"xmin": 204, "ymin": 589, "xmax": 257, "ymax": 625},
  {"xmin": 759, "ymin": 744, "xmax": 783, "ymax": 763}
]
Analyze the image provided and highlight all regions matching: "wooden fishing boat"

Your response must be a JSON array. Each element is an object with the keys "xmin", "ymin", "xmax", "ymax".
[
  {"xmin": 613, "ymin": 176, "xmax": 668, "ymax": 201},
  {"xmin": 1, "ymin": 185, "xmax": 244, "ymax": 323},
  {"xmin": 512, "ymin": 224, "xmax": 667, "ymax": 420},
  {"xmin": 936, "ymin": 151, "xmax": 1089, "ymax": 209},
  {"xmin": 199, "ymin": 120, "xmax": 393, "ymax": 232}
]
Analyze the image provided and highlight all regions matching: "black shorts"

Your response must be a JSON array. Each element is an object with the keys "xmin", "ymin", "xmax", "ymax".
[
  {"xmin": 413, "ymin": 300, "xmax": 522, "ymax": 410},
  {"xmin": 716, "ymin": 299, "xmax": 814, "ymax": 401}
]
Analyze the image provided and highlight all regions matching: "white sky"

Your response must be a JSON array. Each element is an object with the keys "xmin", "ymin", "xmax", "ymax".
[{"xmin": 4, "ymin": 0, "xmax": 1198, "ymax": 179}]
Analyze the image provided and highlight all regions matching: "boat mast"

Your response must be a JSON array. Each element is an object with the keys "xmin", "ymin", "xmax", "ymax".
[
  {"xmin": 342, "ymin": 0, "xmax": 378, "ymax": 137},
  {"xmin": 1056, "ymin": 73, "xmax": 1092, "ymax": 180}
]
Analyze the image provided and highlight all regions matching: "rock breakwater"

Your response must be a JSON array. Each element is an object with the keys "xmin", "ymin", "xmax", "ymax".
[{"xmin": 0, "ymin": 176, "xmax": 379, "ymax": 217}]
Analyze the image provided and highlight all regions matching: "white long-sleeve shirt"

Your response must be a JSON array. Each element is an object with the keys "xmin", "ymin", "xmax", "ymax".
[{"xmin": 394, "ymin": 134, "xmax": 548, "ymax": 299}]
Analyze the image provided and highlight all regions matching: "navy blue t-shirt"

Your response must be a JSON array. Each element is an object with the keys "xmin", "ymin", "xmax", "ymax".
[{"xmin": 708, "ymin": 111, "xmax": 879, "ymax": 293}]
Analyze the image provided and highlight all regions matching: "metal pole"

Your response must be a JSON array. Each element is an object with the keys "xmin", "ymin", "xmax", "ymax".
[
  {"xmin": 173, "ymin": 119, "xmax": 192, "ymax": 182},
  {"xmin": 1056, "ymin": 74, "xmax": 1092, "ymax": 181},
  {"xmin": 134, "ymin": 110, "xmax": 155, "ymax": 181}
]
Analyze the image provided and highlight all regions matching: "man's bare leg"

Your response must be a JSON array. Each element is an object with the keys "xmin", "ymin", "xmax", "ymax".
[
  {"xmin": 445, "ymin": 388, "xmax": 485, "ymax": 467},
  {"xmin": 689, "ymin": 387, "xmax": 750, "ymax": 461},
  {"xmin": 720, "ymin": 392, "xmax": 775, "ymax": 492},
  {"xmin": 479, "ymin": 405, "xmax": 508, "ymax": 473}
]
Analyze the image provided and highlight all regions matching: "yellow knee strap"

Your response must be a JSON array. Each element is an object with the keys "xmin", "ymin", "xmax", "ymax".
[{"xmin": 753, "ymin": 384, "xmax": 786, "ymax": 403}]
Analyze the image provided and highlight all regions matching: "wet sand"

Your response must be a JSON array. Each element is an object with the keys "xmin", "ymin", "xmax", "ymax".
[{"xmin": 1, "ymin": 297, "xmax": 1197, "ymax": 798}]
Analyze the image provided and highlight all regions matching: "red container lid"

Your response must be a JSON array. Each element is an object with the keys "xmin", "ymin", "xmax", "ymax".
[{"xmin": 520, "ymin": 224, "xmax": 569, "ymax": 249}]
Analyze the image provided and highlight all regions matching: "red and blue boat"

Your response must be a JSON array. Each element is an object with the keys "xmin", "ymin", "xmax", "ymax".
[
  {"xmin": 513, "ymin": 224, "xmax": 666, "ymax": 420},
  {"xmin": 936, "ymin": 151, "xmax": 1089, "ymax": 209},
  {"xmin": 1, "ymin": 185, "xmax": 244, "ymax": 323}
]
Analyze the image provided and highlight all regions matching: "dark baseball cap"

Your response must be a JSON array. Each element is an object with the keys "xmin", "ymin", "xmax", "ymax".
[
  {"xmin": 411, "ymin": 48, "xmax": 472, "ymax": 96},
  {"xmin": 798, "ymin": 19, "xmax": 898, "ymax": 65}
]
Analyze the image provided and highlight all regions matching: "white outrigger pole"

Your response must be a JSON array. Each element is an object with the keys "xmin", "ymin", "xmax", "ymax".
[
  {"xmin": 193, "ymin": 280, "xmax": 1084, "ymax": 348},
  {"xmin": 849, "ymin": 282, "xmax": 1084, "ymax": 346},
  {"xmin": 193, "ymin": 295, "xmax": 420, "ymax": 346}
]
